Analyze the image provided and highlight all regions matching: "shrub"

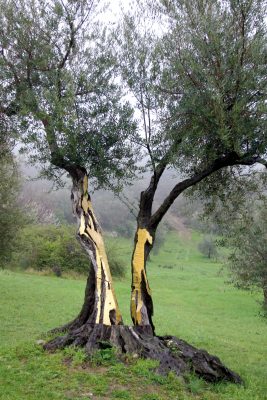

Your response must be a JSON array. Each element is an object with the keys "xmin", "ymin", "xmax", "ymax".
[
  {"xmin": 198, "ymin": 236, "xmax": 218, "ymax": 259},
  {"xmin": 105, "ymin": 243, "xmax": 126, "ymax": 278},
  {"xmin": 9, "ymin": 224, "xmax": 126, "ymax": 278}
]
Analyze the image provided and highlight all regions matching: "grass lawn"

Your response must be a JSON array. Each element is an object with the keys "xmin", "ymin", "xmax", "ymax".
[{"xmin": 0, "ymin": 231, "xmax": 266, "ymax": 399}]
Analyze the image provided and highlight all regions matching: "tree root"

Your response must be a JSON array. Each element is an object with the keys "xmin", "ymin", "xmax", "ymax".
[{"xmin": 44, "ymin": 324, "xmax": 242, "ymax": 384}]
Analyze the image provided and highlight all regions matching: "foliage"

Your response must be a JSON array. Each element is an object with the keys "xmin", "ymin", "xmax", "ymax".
[
  {"xmin": 8, "ymin": 224, "xmax": 126, "ymax": 278},
  {"xmin": 106, "ymin": 242, "xmax": 127, "ymax": 278},
  {"xmin": 116, "ymin": 0, "xmax": 267, "ymax": 328},
  {"xmin": 8, "ymin": 224, "xmax": 86, "ymax": 274},
  {"xmin": 116, "ymin": 0, "xmax": 267, "ymax": 227},
  {"xmin": 202, "ymin": 172, "xmax": 267, "ymax": 309},
  {"xmin": 151, "ymin": 224, "xmax": 168, "ymax": 256},
  {"xmin": 158, "ymin": 0, "xmax": 267, "ymax": 174},
  {"xmin": 0, "ymin": 152, "xmax": 26, "ymax": 267},
  {"xmin": 0, "ymin": 0, "xmax": 137, "ymax": 189},
  {"xmin": 125, "ymin": 0, "xmax": 266, "ymax": 168},
  {"xmin": 222, "ymin": 198, "xmax": 267, "ymax": 309},
  {"xmin": 198, "ymin": 236, "xmax": 218, "ymax": 259}
]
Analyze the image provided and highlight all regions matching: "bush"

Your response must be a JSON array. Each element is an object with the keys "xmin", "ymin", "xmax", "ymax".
[
  {"xmin": 0, "ymin": 154, "xmax": 27, "ymax": 268},
  {"xmin": 105, "ymin": 243, "xmax": 126, "ymax": 278},
  {"xmin": 198, "ymin": 236, "xmax": 218, "ymax": 259},
  {"xmin": 9, "ymin": 224, "xmax": 126, "ymax": 278}
]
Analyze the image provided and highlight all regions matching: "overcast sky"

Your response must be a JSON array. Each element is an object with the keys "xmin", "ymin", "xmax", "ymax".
[{"xmin": 102, "ymin": 0, "xmax": 133, "ymax": 22}]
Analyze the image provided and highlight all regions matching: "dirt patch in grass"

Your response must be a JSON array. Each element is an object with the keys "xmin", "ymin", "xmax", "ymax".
[{"xmin": 63, "ymin": 357, "xmax": 109, "ymax": 374}]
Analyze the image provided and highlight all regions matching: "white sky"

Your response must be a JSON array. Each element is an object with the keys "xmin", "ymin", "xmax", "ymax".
[{"xmin": 101, "ymin": 0, "xmax": 133, "ymax": 22}]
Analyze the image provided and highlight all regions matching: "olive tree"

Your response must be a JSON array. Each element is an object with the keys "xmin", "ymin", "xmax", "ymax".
[
  {"xmin": 0, "ymin": 0, "xmax": 136, "ymax": 333},
  {"xmin": 210, "ymin": 178, "xmax": 267, "ymax": 313},
  {"xmin": 118, "ymin": 0, "xmax": 267, "ymax": 335},
  {"xmin": 1, "ymin": 0, "xmax": 266, "ymax": 383},
  {"xmin": 227, "ymin": 199, "xmax": 267, "ymax": 311}
]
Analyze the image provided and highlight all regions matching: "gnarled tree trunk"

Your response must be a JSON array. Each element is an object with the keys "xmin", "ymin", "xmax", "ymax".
[
  {"xmin": 45, "ymin": 169, "xmax": 242, "ymax": 384},
  {"xmin": 72, "ymin": 173, "xmax": 122, "ymax": 326},
  {"xmin": 49, "ymin": 169, "xmax": 122, "ymax": 337}
]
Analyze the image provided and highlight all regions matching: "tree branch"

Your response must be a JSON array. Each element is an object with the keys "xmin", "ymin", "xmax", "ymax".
[
  {"xmin": 149, "ymin": 152, "xmax": 266, "ymax": 230},
  {"xmin": 38, "ymin": 113, "xmax": 85, "ymax": 181}
]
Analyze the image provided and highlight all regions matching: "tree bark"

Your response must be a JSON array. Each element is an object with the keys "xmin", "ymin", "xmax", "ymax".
[
  {"xmin": 129, "ymin": 165, "xmax": 168, "ymax": 332},
  {"xmin": 130, "ymin": 225, "xmax": 155, "ymax": 333},
  {"xmin": 45, "ymin": 324, "xmax": 242, "ymax": 384},
  {"xmin": 45, "ymin": 167, "xmax": 242, "ymax": 385},
  {"xmin": 130, "ymin": 152, "xmax": 257, "ymax": 330},
  {"xmin": 130, "ymin": 168, "xmax": 165, "ymax": 333},
  {"xmin": 51, "ymin": 170, "xmax": 122, "ymax": 333},
  {"xmin": 263, "ymin": 285, "xmax": 267, "ymax": 310},
  {"xmin": 72, "ymin": 173, "xmax": 122, "ymax": 326}
]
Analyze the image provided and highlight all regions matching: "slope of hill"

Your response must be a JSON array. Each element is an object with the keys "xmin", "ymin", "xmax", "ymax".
[{"xmin": 0, "ymin": 232, "xmax": 266, "ymax": 400}]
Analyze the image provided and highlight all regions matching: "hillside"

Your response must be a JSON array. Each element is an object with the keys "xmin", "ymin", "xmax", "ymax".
[{"xmin": 0, "ymin": 232, "xmax": 266, "ymax": 400}]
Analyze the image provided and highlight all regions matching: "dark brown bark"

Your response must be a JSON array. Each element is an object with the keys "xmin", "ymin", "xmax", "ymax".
[
  {"xmin": 263, "ymin": 286, "xmax": 267, "ymax": 309},
  {"xmin": 44, "ymin": 324, "xmax": 242, "ymax": 384},
  {"xmin": 50, "ymin": 265, "xmax": 97, "ymax": 334}
]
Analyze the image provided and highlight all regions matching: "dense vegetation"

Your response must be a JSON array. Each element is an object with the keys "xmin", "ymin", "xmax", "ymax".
[
  {"xmin": 0, "ymin": 144, "xmax": 26, "ymax": 268},
  {"xmin": 6, "ymin": 224, "xmax": 126, "ymax": 278}
]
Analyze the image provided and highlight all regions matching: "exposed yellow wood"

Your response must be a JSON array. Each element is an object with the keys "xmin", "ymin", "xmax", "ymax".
[
  {"xmin": 81, "ymin": 196, "xmax": 90, "ymax": 215},
  {"xmin": 79, "ymin": 175, "xmax": 122, "ymax": 325},
  {"xmin": 95, "ymin": 247, "xmax": 103, "ymax": 323},
  {"xmin": 83, "ymin": 174, "xmax": 88, "ymax": 195},
  {"xmin": 79, "ymin": 214, "xmax": 91, "ymax": 238},
  {"xmin": 131, "ymin": 228, "xmax": 153, "ymax": 325}
]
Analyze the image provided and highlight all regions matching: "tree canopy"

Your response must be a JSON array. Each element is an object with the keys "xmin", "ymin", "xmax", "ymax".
[
  {"xmin": 120, "ymin": 0, "xmax": 267, "ymax": 197},
  {"xmin": 0, "ymin": 0, "xmax": 136, "ymax": 186},
  {"xmin": 117, "ymin": 0, "xmax": 267, "ymax": 330}
]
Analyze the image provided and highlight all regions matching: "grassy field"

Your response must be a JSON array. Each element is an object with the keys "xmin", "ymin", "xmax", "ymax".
[{"xmin": 0, "ymin": 231, "xmax": 266, "ymax": 399}]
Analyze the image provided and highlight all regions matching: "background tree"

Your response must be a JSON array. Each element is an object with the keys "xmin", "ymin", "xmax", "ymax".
[
  {"xmin": 227, "ymin": 200, "xmax": 267, "ymax": 312},
  {"xmin": 117, "ymin": 0, "xmax": 267, "ymax": 333},
  {"xmin": 198, "ymin": 236, "xmax": 218, "ymax": 260},
  {"xmin": 208, "ymin": 174, "xmax": 267, "ymax": 313},
  {"xmin": 0, "ymin": 135, "xmax": 25, "ymax": 267}
]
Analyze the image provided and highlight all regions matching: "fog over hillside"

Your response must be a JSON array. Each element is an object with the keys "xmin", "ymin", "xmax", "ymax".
[{"xmin": 19, "ymin": 158, "xmax": 198, "ymax": 237}]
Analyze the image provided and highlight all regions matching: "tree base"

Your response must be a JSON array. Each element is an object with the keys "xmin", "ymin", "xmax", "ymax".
[{"xmin": 44, "ymin": 324, "xmax": 242, "ymax": 384}]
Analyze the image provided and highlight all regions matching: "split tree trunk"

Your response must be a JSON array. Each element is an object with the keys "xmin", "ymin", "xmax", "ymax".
[{"xmin": 45, "ymin": 170, "xmax": 242, "ymax": 384}]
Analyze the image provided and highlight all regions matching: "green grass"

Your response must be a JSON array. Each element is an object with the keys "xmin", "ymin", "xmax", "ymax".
[{"xmin": 0, "ymin": 230, "xmax": 267, "ymax": 399}]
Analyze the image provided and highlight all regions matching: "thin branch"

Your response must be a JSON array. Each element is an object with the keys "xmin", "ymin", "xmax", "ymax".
[{"xmin": 105, "ymin": 181, "xmax": 138, "ymax": 217}]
